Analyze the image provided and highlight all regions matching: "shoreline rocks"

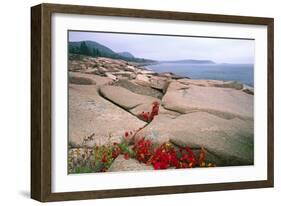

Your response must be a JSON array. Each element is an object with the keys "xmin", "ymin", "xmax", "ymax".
[
  {"xmin": 68, "ymin": 54, "xmax": 255, "ymax": 169},
  {"xmin": 162, "ymin": 81, "xmax": 253, "ymax": 120}
]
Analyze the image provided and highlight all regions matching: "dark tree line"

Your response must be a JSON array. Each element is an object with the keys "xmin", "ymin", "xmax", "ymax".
[
  {"xmin": 68, "ymin": 41, "xmax": 156, "ymax": 63},
  {"xmin": 69, "ymin": 41, "xmax": 102, "ymax": 57},
  {"xmin": 79, "ymin": 41, "xmax": 90, "ymax": 56}
]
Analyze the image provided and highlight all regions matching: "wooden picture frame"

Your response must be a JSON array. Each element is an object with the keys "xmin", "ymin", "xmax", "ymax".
[{"xmin": 31, "ymin": 3, "xmax": 274, "ymax": 202}]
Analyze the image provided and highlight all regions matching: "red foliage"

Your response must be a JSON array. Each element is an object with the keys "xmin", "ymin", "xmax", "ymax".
[
  {"xmin": 183, "ymin": 146, "xmax": 196, "ymax": 167},
  {"xmin": 125, "ymin": 131, "xmax": 129, "ymax": 137},
  {"xmin": 151, "ymin": 101, "xmax": 160, "ymax": 118},
  {"xmin": 92, "ymin": 138, "xmax": 214, "ymax": 173},
  {"xmin": 150, "ymin": 143, "xmax": 179, "ymax": 169},
  {"xmin": 131, "ymin": 138, "xmax": 215, "ymax": 170},
  {"xmin": 101, "ymin": 153, "xmax": 107, "ymax": 163},
  {"xmin": 132, "ymin": 138, "xmax": 153, "ymax": 163},
  {"xmin": 112, "ymin": 146, "xmax": 121, "ymax": 159},
  {"xmin": 124, "ymin": 153, "xmax": 130, "ymax": 160},
  {"xmin": 199, "ymin": 146, "xmax": 205, "ymax": 166},
  {"xmin": 138, "ymin": 101, "xmax": 160, "ymax": 122}
]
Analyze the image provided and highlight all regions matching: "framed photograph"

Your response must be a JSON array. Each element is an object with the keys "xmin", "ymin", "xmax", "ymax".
[{"xmin": 31, "ymin": 3, "xmax": 274, "ymax": 202}]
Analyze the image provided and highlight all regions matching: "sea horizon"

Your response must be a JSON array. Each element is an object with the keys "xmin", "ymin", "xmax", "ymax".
[{"xmin": 146, "ymin": 62, "xmax": 254, "ymax": 87}]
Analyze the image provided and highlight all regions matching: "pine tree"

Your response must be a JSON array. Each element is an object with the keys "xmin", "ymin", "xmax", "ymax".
[
  {"xmin": 96, "ymin": 49, "xmax": 101, "ymax": 57},
  {"xmin": 79, "ymin": 41, "xmax": 90, "ymax": 56},
  {"xmin": 92, "ymin": 48, "xmax": 96, "ymax": 57},
  {"xmin": 92, "ymin": 48, "xmax": 102, "ymax": 57}
]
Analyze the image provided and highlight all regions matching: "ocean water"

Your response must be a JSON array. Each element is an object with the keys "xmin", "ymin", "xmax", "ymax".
[{"xmin": 147, "ymin": 63, "xmax": 254, "ymax": 86}]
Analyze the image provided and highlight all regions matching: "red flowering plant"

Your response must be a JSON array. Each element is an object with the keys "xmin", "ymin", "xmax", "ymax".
[
  {"xmin": 176, "ymin": 146, "xmax": 197, "ymax": 168},
  {"xmin": 149, "ymin": 142, "xmax": 179, "ymax": 169},
  {"xmin": 120, "ymin": 101, "xmax": 215, "ymax": 170},
  {"xmin": 131, "ymin": 137, "xmax": 215, "ymax": 170},
  {"xmin": 132, "ymin": 137, "xmax": 153, "ymax": 163},
  {"xmin": 138, "ymin": 101, "xmax": 160, "ymax": 122},
  {"xmin": 71, "ymin": 100, "xmax": 215, "ymax": 173}
]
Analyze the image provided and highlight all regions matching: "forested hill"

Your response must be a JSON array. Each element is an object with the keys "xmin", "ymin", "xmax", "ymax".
[{"xmin": 68, "ymin": 41, "xmax": 156, "ymax": 64}]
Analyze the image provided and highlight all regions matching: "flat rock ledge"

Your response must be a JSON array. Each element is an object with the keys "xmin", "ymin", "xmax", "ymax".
[
  {"xmin": 162, "ymin": 81, "xmax": 253, "ymax": 120},
  {"xmin": 69, "ymin": 84, "xmax": 146, "ymax": 147},
  {"xmin": 99, "ymin": 85, "xmax": 159, "ymax": 110},
  {"xmin": 137, "ymin": 112, "xmax": 253, "ymax": 166}
]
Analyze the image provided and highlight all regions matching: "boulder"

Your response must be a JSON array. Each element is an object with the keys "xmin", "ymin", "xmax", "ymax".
[
  {"xmin": 108, "ymin": 155, "xmax": 153, "ymax": 172},
  {"xmin": 112, "ymin": 71, "xmax": 134, "ymax": 79},
  {"xmin": 69, "ymin": 73, "xmax": 96, "ymax": 85},
  {"xmin": 69, "ymin": 72, "xmax": 112, "ymax": 85},
  {"xmin": 80, "ymin": 64, "xmax": 87, "ymax": 70},
  {"xmin": 129, "ymin": 73, "xmax": 137, "ymax": 79},
  {"xmin": 105, "ymin": 72, "xmax": 118, "ymax": 81},
  {"xmin": 126, "ymin": 65, "xmax": 137, "ymax": 72},
  {"xmin": 242, "ymin": 84, "xmax": 254, "ymax": 95},
  {"xmin": 162, "ymin": 81, "xmax": 253, "ymax": 119},
  {"xmin": 97, "ymin": 67, "xmax": 107, "ymax": 74},
  {"xmin": 113, "ymin": 79, "xmax": 163, "ymax": 99},
  {"xmin": 82, "ymin": 68, "xmax": 98, "ymax": 75},
  {"xmin": 138, "ymin": 70, "xmax": 156, "ymax": 75},
  {"xmin": 132, "ymin": 79, "xmax": 151, "ymax": 87},
  {"xmin": 137, "ymin": 112, "xmax": 253, "ymax": 166},
  {"xmin": 99, "ymin": 85, "xmax": 159, "ymax": 110},
  {"xmin": 150, "ymin": 76, "xmax": 170, "ymax": 91},
  {"xmin": 69, "ymin": 84, "xmax": 146, "ymax": 147},
  {"xmin": 136, "ymin": 74, "xmax": 150, "ymax": 83}
]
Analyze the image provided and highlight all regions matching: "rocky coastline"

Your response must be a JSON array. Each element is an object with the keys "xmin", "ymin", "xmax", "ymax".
[{"xmin": 68, "ymin": 54, "xmax": 254, "ymax": 172}]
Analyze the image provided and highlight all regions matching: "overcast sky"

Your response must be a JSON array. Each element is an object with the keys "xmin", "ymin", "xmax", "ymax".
[{"xmin": 69, "ymin": 31, "xmax": 255, "ymax": 64}]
